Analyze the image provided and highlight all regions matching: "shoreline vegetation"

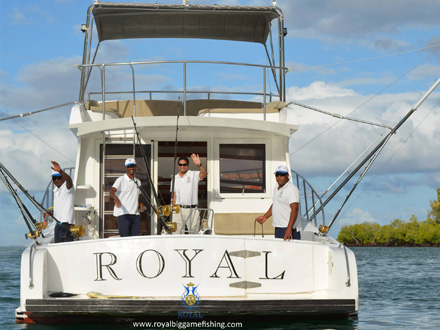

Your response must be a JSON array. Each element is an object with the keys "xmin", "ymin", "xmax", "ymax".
[{"xmin": 337, "ymin": 188, "xmax": 440, "ymax": 247}]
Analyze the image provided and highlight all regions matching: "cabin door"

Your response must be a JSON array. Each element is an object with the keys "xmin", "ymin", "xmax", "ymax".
[
  {"xmin": 156, "ymin": 141, "xmax": 207, "ymax": 234},
  {"xmin": 100, "ymin": 142, "xmax": 152, "ymax": 238}
]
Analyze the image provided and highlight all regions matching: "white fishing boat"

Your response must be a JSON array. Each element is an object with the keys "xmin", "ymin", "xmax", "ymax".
[{"xmin": 3, "ymin": 0, "xmax": 436, "ymax": 325}]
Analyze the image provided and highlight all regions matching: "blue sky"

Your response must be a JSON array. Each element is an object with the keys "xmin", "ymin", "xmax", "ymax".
[{"xmin": 1, "ymin": 0, "xmax": 440, "ymax": 246}]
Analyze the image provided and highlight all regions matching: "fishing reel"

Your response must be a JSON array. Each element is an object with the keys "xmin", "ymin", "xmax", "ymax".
[
  {"xmin": 27, "ymin": 230, "xmax": 42, "ymax": 240},
  {"xmin": 43, "ymin": 207, "xmax": 54, "ymax": 221},
  {"xmin": 154, "ymin": 205, "xmax": 179, "ymax": 234},
  {"xmin": 163, "ymin": 221, "xmax": 177, "ymax": 233},
  {"xmin": 70, "ymin": 225, "xmax": 85, "ymax": 239},
  {"xmin": 157, "ymin": 204, "xmax": 180, "ymax": 217},
  {"xmin": 26, "ymin": 221, "xmax": 48, "ymax": 240},
  {"xmin": 34, "ymin": 221, "xmax": 47, "ymax": 231},
  {"xmin": 319, "ymin": 225, "xmax": 329, "ymax": 235}
]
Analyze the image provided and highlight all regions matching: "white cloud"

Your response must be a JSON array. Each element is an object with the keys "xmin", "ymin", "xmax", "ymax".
[
  {"xmin": 286, "ymin": 81, "xmax": 440, "ymax": 179},
  {"xmin": 286, "ymin": 61, "xmax": 336, "ymax": 76},
  {"xmin": 8, "ymin": 4, "xmax": 56, "ymax": 26},
  {"xmin": 9, "ymin": 7, "xmax": 27, "ymax": 25},
  {"xmin": 0, "ymin": 120, "xmax": 77, "ymax": 191},
  {"xmin": 287, "ymin": 81, "xmax": 356, "ymax": 100},
  {"xmin": 374, "ymin": 38, "xmax": 415, "ymax": 53},
  {"xmin": 337, "ymin": 73, "xmax": 396, "ymax": 88},
  {"xmin": 425, "ymin": 37, "xmax": 440, "ymax": 61},
  {"xmin": 407, "ymin": 64, "xmax": 440, "ymax": 81},
  {"xmin": 338, "ymin": 208, "xmax": 375, "ymax": 226},
  {"xmin": 0, "ymin": 57, "xmax": 81, "ymax": 112},
  {"xmin": 283, "ymin": 0, "xmax": 440, "ymax": 41},
  {"xmin": 328, "ymin": 207, "xmax": 376, "ymax": 237}
]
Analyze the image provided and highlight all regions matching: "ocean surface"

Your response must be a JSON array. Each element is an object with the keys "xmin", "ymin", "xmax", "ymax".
[{"xmin": 1, "ymin": 246, "xmax": 439, "ymax": 330}]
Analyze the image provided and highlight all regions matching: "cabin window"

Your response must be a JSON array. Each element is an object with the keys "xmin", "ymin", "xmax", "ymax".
[{"xmin": 219, "ymin": 144, "xmax": 265, "ymax": 194}]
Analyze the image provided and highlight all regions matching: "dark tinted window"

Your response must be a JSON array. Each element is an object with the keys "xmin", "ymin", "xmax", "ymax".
[{"xmin": 219, "ymin": 144, "xmax": 265, "ymax": 194}]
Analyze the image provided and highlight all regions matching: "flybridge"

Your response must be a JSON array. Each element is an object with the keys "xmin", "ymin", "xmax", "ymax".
[
  {"xmin": 89, "ymin": 3, "xmax": 282, "ymax": 44},
  {"xmin": 78, "ymin": 2, "xmax": 287, "ymax": 106}
]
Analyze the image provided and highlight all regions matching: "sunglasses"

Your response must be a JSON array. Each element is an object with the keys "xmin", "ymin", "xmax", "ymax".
[
  {"xmin": 126, "ymin": 164, "xmax": 136, "ymax": 168},
  {"xmin": 178, "ymin": 163, "xmax": 188, "ymax": 167},
  {"xmin": 52, "ymin": 176, "xmax": 62, "ymax": 181},
  {"xmin": 275, "ymin": 172, "xmax": 287, "ymax": 177}
]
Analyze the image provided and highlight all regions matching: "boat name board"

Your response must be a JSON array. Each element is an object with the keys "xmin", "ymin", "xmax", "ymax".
[{"xmin": 93, "ymin": 249, "xmax": 286, "ymax": 281}]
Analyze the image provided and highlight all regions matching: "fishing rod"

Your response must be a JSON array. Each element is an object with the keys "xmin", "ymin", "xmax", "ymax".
[
  {"xmin": 0, "ymin": 168, "xmax": 42, "ymax": 240},
  {"xmin": 315, "ymin": 76, "xmax": 440, "ymax": 233},
  {"xmin": 131, "ymin": 117, "xmax": 164, "ymax": 207},
  {"xmin": 0, "ymin": 162, "xmax": 61, "ymax": 224},
  {"xmin": 131, "ymin": 117, "xmax": 178, "ymax": 233},
  {"xmin": 134, "ymin": 180, "xmax": 176, "ymax": 234},
  {"xmin": 169, "ymin": 101, "xmax": 182, "ymax": 224},
  {"xmin": 0, "ymin": 163, "xmax": 86, "ymax": 241}
]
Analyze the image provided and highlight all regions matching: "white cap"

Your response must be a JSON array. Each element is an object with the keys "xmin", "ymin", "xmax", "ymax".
[
  {"xmin": 125, "ymin": 158, "xmax": 136, "ymax": 167},
  {"xmin": 274, "ymin": 165, "xmax": 289, "ymax": 174},
  {"xmin": 51, "ymin": 170, "xmax": 61, "ymax": 177}
]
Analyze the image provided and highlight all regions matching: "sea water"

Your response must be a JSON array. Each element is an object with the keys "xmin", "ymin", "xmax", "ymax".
[{"xmin": 1, "ymin": 246, "xmax": 439, "ymax": 330}]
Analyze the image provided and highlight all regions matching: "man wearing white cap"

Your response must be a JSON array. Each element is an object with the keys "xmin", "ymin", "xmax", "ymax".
[
  {"xmin": 110, "ymin": 158, "xmax": 144, "ymax": 237},
  {"xmin": 256, "ymin": 165, "xmax": 301, "ymax": 240},
  {"xmin": 51, "ymin": 161, "xmax": 75, "ymax": 243}
]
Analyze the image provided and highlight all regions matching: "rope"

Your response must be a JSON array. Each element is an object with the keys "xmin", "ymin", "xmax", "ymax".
[{"xmin": 287, "ymin": 43, "xmax": 440, "ymax": 71}]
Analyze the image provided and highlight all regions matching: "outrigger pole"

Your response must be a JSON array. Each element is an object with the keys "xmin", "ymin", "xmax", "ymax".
[
  {"xmin": 0, "ymin": 102, "xmax": 76, "ymax": 122},
  {"xmin": 316, "ymin": 76, "xmax": 440, "ymax": 232},
  {"xmin": 0, "ymin": 163, "xmax": 63, "ymax": 241},
  {"xmin": 0, "ymin": 169, "xmax": 39, "ymax": 240},
  {"xmin": 0, "ymin": 163, "xmax": 61, "ymax": 224}
]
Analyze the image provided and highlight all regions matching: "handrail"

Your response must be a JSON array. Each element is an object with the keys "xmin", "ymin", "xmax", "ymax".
[
  {"xmin": 77, "ymin": 60, "xmax": 287, "ymax": 120},
  {"xmin": 291, "ymin": 170, "xmax": 325, "ymax": 227},
  {"xmin": 87, "ymin": 90, "xmax": 279, "ymax": 101},
  {"xmin": 28, "ymin": 243, "xmax": 37, "ymax": 288},
  {"xmin": 182, "ymin": 208, "xmax": 215, "ymax": 235},
  {"xmin": 342, "ymin": 245, "xmax": 351, "ymax": 287},
  {"xmin": 76, "ymin": 59, "xmax": 287, "ymax": 70}
]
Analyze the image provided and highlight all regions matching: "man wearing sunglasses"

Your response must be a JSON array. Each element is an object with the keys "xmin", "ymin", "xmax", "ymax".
[
  {"xmin": 110, "ymin": 158, "xmax": 144, "ymax": 237},
  {"xmin": 51, "ymin": 161, "xmax": 75, "ymax": 243},
  {"xmin": 172, "ymin": 153, "xmax": 207, "ymax": 234},
  {"xmin": 256, "ymin": 165, "xmax": 301, "ymax": 241}
]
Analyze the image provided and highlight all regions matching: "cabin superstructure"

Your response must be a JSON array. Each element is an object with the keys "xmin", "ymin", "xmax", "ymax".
[{"xmin": 68, "ymin": 2, "xmax": 305, "ymax": 238}]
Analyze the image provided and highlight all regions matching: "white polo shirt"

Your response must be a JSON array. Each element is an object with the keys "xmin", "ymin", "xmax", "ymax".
[
  {"xmin": 53, "ymin": 181, "xmax": 75, "ymax": 224},
  {"xmin": 272, "ymin": 180, "xmax": 300, "ymax": 229},
  {"xmin": 172, "ymin": 170, "xmax": 200, "ymax": 205},
  {"xmin": 112, "ymin": 174, "xmax": 141, "ymax": 216}
]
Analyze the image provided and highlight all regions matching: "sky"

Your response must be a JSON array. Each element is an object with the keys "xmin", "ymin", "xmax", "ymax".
[{"xmin": 1, "ymin": 0, "xmax": 440, "ymax": 246}]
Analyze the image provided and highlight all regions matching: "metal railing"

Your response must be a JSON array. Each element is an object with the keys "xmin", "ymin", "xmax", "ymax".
[
  {"xmin": 291, "ymin": 170, "xmax": 326, "ymax": 227},
  {"xmin": 77, "ymin": 60, "xmax": 286, "ymax": 120},
  {"xmin": 182, "ymin": 208, "xmax": 215, "ymax": 235}
]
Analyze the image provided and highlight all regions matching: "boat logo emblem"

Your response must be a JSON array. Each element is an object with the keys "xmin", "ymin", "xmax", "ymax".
[{"xmin": 181, "ymin": 282, "xmax": 200, "ymax": 309}]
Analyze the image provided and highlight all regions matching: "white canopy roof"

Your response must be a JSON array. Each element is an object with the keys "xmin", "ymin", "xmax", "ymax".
[{"xmin": 91, "ymin": 3, "xmax": 281, "ymax": 44}]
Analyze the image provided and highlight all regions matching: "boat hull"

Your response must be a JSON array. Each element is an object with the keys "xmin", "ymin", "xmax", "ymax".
[
  {"xmin": 17, "ymin": 235, "xmax": 358, "ymax": 324},
  {"xmin": 17, "ymin": 298, "xmax": 356, "ymax": 324}
]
